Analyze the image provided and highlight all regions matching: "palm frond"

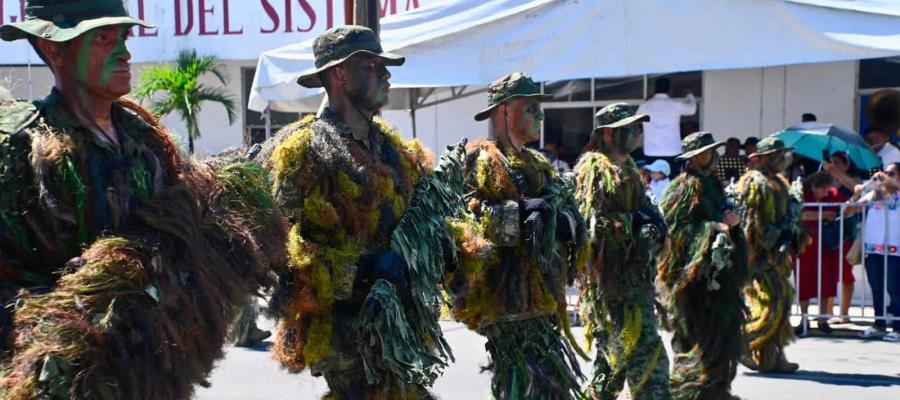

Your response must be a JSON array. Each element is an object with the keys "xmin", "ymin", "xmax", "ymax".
[
  {"xmin": 197, "ymin": 87, "xmax": 237, "ymax": 124},
  {"xmin": 131, "ymin": 48, "xmax": 235, "ymax": 153}
]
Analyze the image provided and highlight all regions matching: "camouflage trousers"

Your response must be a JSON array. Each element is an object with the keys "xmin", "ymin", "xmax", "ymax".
[
  {"xmin": 744, "ymin": 261, "xmax": 794, "ymax": 372},
  {"xmin": 586, "ymin": 295, "xmax": 672, "ymax": 400},
  {"xmin": 481, "ymin": 316, "xmax": 584, "ymax": 400},
  {"xmin": 318, "ymin": 360, "xmax": 435, "ymax": 400}
]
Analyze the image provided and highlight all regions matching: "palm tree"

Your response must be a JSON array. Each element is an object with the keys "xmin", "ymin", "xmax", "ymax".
[{"xmin": 133, "ymin": 49, "xmax": 236, "ymax": 154}]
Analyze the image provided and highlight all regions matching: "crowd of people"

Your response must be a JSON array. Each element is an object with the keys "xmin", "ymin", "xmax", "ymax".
[{"xmin": 1, "ymin": 3, "xmax": 899, "ymax": 400}]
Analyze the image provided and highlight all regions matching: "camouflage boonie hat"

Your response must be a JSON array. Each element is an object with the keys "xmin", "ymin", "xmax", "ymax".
[
  {"xmin": 751, "ymin": 136, "xmax": 791, "ymax": 157},
  {"xmin": 296, "ymin": 25, "xmax": 405, "ymax": 88},
  {"xmin": 677, "ymin": 131, "xmax": 725, "ymax": 160},
  {"xmin": 592, "ymin": 103, "xmax": 649, "ymax": 132},
  {"xmin": 0, "ymin": 0, "xmax": 154, "ymax": 43},
  {"xmin": 474, "ymin": 72, "xmax": 551, "ymax": 121}
]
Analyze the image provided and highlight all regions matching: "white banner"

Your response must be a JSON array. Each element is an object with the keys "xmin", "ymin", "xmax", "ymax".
[{"xmin": 0, "ymin": 0, "xmax": 434, "ymax": 64}]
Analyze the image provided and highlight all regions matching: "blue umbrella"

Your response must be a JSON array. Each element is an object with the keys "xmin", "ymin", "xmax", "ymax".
[{"xmin": 773, "ymin": 122, "xmax": 883, "ymax": 170}]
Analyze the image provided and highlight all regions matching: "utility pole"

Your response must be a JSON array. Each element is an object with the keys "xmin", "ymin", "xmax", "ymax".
[{"xmin": 352, "ymin": 0, "xmax": 381, "ymax": 35}]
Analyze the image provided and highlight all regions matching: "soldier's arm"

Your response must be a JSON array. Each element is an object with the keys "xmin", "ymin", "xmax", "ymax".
[{"xmin": 0, "ymin": 102, "xmax": 39, "ymax": 285}]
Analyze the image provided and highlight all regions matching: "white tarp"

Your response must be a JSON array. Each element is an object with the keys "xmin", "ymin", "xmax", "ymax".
[{"xmin": 249, "ymin": 0, "xmax": 900, "ymax": 112}]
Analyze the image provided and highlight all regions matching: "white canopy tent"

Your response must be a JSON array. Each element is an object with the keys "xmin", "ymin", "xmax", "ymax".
[{"xmin": 248, "ymin": 0, "xmax": 900, "ymax": 119}]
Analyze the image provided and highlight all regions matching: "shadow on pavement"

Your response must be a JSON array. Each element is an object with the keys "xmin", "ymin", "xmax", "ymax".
[
  {"xmin": 744, "ymin": 370, "xmax": 900, "ymax": 387},
  {"xmin": 233, "ymin": 341, "xmax": 273, "ymax": 352}
]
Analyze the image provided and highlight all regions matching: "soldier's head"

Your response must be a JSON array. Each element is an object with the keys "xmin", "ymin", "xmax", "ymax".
[
  {"xmin": 586, "ymin": 103, "xmax": 649, "ymax": 156},
  {"xmin": 678, "ymin": 131, "xmax": 724, "ymax": 175},
  {"xmin": 1, "ymin": 0, "xmax": 153, "ymax": 101},
  {"xmin": 749, "ymin": 137, "xmax": 792, "ymax": 173},
  {"xmin": 297, "ymin": 25, "xmax": 403, "ymax": 113},
  {"xmin": 475, "ymin": 72, "xmax": 548, "ymax": 150}
]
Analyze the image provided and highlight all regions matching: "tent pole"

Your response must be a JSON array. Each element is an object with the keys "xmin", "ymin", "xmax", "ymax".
[
  {"xmin": 410, "ymin": 88, "xmax": 419, "ymax": 139},
  {"xmin": 264, "ymin": 106, "xmax": 272, "ymax": 139}
]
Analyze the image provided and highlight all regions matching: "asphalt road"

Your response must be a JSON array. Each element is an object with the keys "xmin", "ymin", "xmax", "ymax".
[{"xmin": 195, "ymin": 319, "xmax": 900, "ymax": 400}]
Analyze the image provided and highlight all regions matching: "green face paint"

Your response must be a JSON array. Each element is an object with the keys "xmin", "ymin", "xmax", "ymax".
[
  {"xmin": 613, "ymin": 125, "xmax": 641, "ymax": 154},
  {"xmin": 70, "ymin": 26, "xmax": 131, "ymax": 98},
  {"xmin": 346, "ymin": 55, "xmax": 391, "ymax": 112},
  {"xmin": 513, "ymin": 100, "xmax": 544, "ymax": 140}
]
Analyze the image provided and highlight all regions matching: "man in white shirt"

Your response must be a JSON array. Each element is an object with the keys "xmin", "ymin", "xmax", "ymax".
[
  {"xmin": 865, "ymin": 126, "xmax": 900, "ymax": 166},
  {"xmin": 637, "ymin": 78, "xmax": 697, "ymax": 175}
]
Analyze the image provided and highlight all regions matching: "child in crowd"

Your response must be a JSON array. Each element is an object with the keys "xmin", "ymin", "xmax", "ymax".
[{"xmin": 645, "ymin": 159, "xmax": 672, "ymax": 203}]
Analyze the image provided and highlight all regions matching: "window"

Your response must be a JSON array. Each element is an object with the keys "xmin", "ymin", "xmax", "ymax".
[
  {"xmin": 540, "ymin": 72, "xmax": 703, "ymax": 159},
  {"xmin": 594, "ymin": 76, "xmax": 644, "ymax": 101},
  {"xmin": 648, "ymin": 71, "xmax": 703, "ymax": 97},
  {"xmin": 544, "ymin": 108, "xmax": 593, "ymax": 165},
  {"xmin": 241, "ymin": 67, "xmax": 300, "ymax": 145},
  {"xmin": 859, "ymin": 57, "xmax": 900, "ymax": 90},
  {"xmin": 545, "ymin": 79, "xmax": 591, "ymax": 102},
  {"xmin": 856, "ymin": 57, "xmax": 900, "ymax": 138}
]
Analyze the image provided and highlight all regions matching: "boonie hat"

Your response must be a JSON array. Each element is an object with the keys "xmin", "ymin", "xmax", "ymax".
[
  {"xmin": 296, "ymin": 25, "xmax": 404, "ymax": 88},
  {"xmin": 0, "ymin": 0, "xmax": 154, "ymax": 43},
  {"xmin": 592, "ymin": 103, "xmax": 649, "ymax": 132},
  {"xmin": 751, "ymin": 136, "xmax": 791, "ymax": 157},
  {"xmin": 677, "ymin": 131, "xmax": 725, "ymax": 160},
  {"xmin": 474, "ymin": 72, "xmax": 550, "ymax": 121}
]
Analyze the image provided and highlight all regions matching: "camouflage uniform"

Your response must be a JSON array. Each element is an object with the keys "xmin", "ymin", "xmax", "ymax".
[
  {"xmin": 0, "ymin": 2, "xmax": 285, "ymax": 398},
  {"xmin": 262, "ymin": 26, "xmax": 464, "ymax": 400},
  {"xmin": 734, "ymin": 137, "xmax": 808, "ymax": 373},
  {"xmin": 657, "ymin": 132, "xmax": 749, "ymax": 400},
  {"xmin": 444, "ymin": 73, "xmax": 586, "ymax": 400},
  {"xmin": 573, "ymin": 104, "xmax": 673, "ymax": 400}
]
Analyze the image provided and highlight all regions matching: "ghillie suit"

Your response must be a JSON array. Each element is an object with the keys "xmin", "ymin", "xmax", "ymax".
[
  {"xmin": 656, "ymin": 164, "xmax": 749, "ymax": 400},
  {"xmin": 0, "ymin": 92, "xmax": 286, "ymax": 399},
  {"xmin": 734, "ymin": 169, "xmax": 809, "ymax": 373},
  {"xmin": 573, "ymin": 152, "xmax": 672, "ymax": 400},
  {"xmin": 444, "ymin": 139, "xmax": 586, "ymax": 400},
  {"xmin": 265, "ymin": 109, "xmax": 466, "ymax": 400}
]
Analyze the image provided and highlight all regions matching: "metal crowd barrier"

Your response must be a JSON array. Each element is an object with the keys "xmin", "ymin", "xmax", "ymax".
[{"xmin": 792, "ymin": 200, "xmax": 899, "ymax": 324}]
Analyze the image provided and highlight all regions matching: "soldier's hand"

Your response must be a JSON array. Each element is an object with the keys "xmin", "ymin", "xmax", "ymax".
[{"xmin": 723, "ymin": 210, "xmax": 741, "ymax": 227}]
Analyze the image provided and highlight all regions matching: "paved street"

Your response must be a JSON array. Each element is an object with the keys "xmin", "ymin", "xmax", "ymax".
[{"xmin": 196, "ymin": 319, "xmax": 900, "ymax": 400}]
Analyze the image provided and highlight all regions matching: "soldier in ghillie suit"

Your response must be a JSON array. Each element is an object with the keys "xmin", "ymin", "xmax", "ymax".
[
  {"xmin": 734, "ymin": 137, "xmax": 809, "ymax": 374},
  {"xmin": 0, "ymin": 1, "xmax": 287, "ymax": 399},
  {"xmin": 656, "ymin": 132, "xmax": 749, "ymax": 400},
  {"xmin": 261, "ymin": 26, "xmax": 467, "ymax": 399},
  {"xmin": 442, "ymin": 72, "xmax": 586, "ymax": 400},
  {"xmin": 573, "ymin": 103, "xmax": 672, "ymax": 400}
]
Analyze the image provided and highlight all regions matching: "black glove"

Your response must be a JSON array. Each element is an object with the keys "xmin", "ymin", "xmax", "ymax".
[
  {"xmin": 520, "ymin": 198, "xmax": 551, "ymax": 219},
  {"xmin": 633, "ymin": 203, "xmax": 667, "ymax": 243},
  {"xmin": 355, "ymin": 250, "xmax": 410, "ymax": 290}
]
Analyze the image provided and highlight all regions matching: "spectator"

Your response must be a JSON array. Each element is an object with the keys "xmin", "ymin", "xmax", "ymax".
[
  {"xmin": 717, "ymin": 137, "xmax": 747, "ymax": 184},
  {"xmin": 637, "ymin": 78, "xmax": 697, "ymax": 176},
  {"xmin": 644, "ymin": 159, "xmax": 671, "ymax": 203},
  {"xmin": 794, "ymin": 172, "xmax": 852, "ymax": 336},
  {"xmin": 802, "ymin": 113, "xmax": 818, "ymax": 122},
  {"xmin": 822, "ymin": 151, "xmax": 862, "ymax": 323},
  {"xmin": 858, "ymin": 162, "xmax": 900, "ymax": 341},
  {"xmin": 744, "ymin": 137, "xmax": 760, "ymax": 169},
  {"xmin": 743, "ymin": 137, "xmax": 759, "ymax": 156},
  {"xmin": 542, "ymin": 142, "xmax": 571, "ymax": 172},
  {"xmin": 824, "ymin": 151, "xmax": 863, "ymax": 198},
  {"xmin": 865, "ymin": 126, "xmax": 900, "ymax": 166}
]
